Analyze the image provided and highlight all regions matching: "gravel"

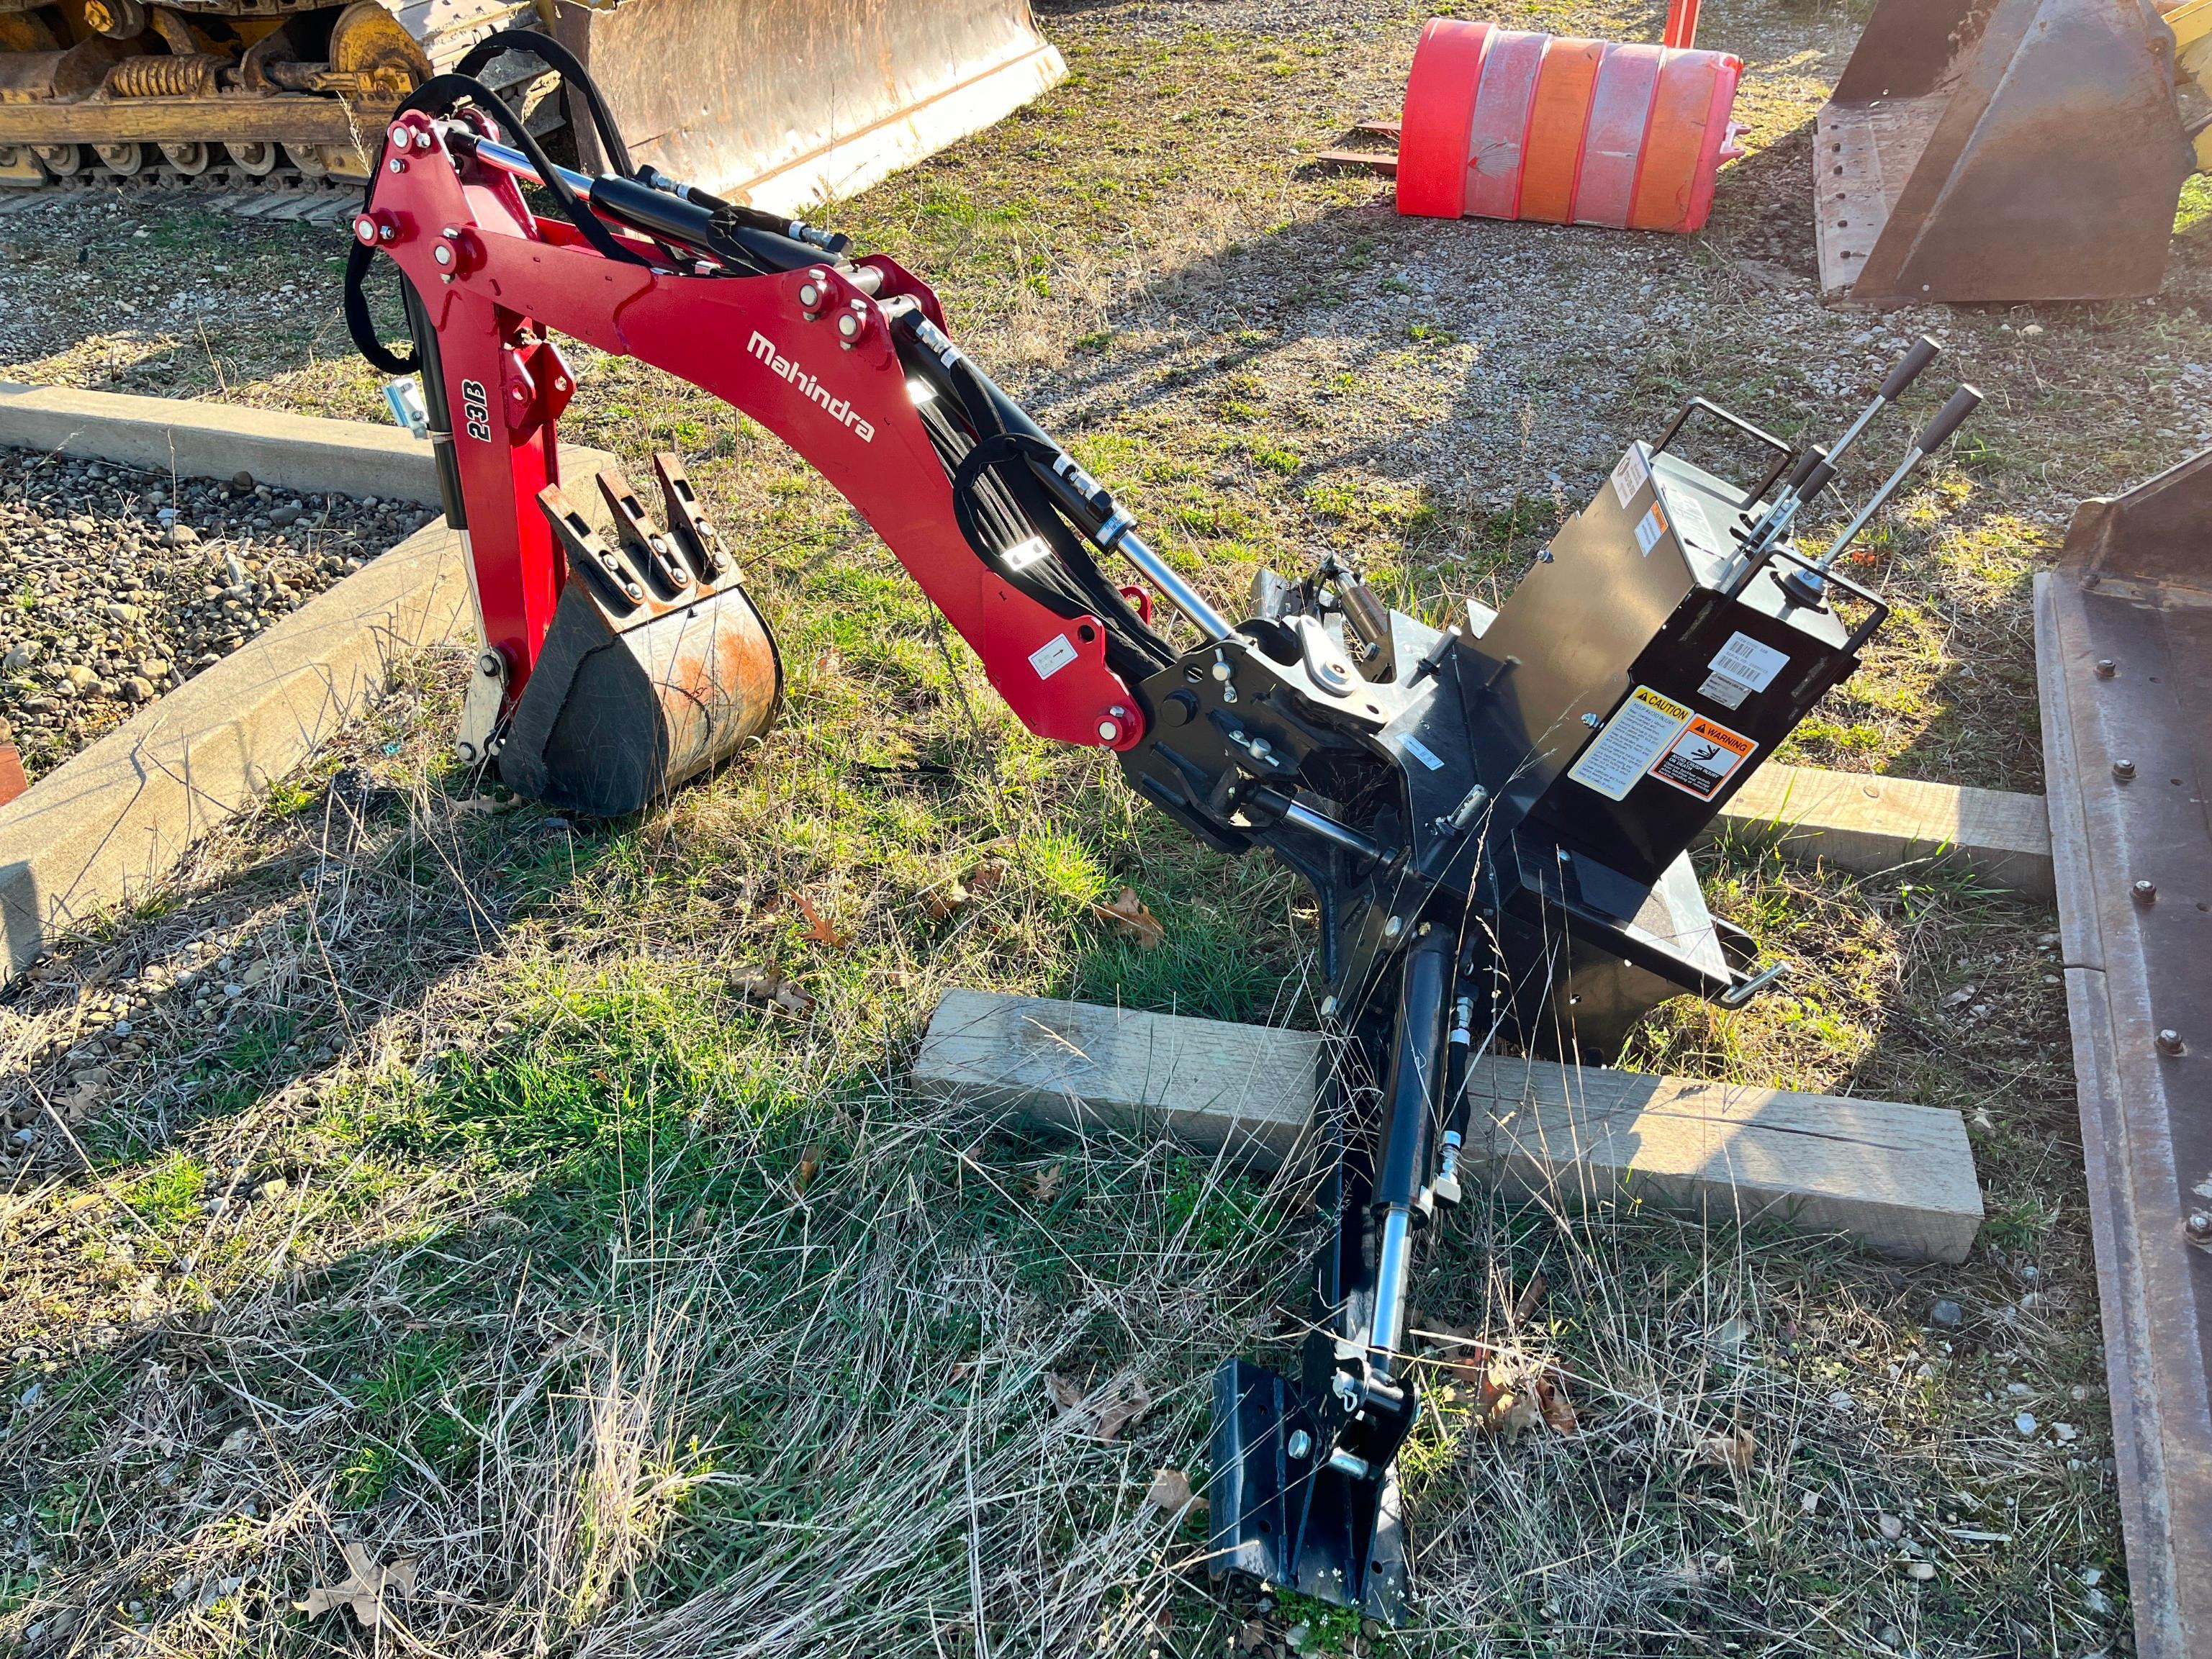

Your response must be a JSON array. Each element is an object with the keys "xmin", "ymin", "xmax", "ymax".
[{"xmin": 0, "ymin": 448, "xmax": 435, "ymax": 781}]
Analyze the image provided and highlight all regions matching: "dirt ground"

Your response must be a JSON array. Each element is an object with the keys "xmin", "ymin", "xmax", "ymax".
[{"xmin": 2, "ymin": 1, "xmax": 2208, "ymax": 1655}]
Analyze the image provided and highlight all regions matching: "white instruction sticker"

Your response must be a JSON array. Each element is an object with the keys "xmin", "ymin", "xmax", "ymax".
[
  {"xmin": 1399, "ymin": 733, "xmax": 1445, "ymax": 771},
  {"xmin": 1633, "ymin": 503, "xmax": 1669, "ymax": 556},
  {"xmin": 1672, "ymin": 496, "xmax": 1723, "ymax": 561},
  {"xmin": 1707, "ymin": 631, "xmax": 1790, "ymax": 693},
  {"xmin": 1567, "ymin": 685, "xmax": 1693, "ymax": 802},
  {"xmin": 1610, "ymin": 444, "xmax": 1650, "ymax": 510},
  {"xmin": 1648, "ymin": 715, "xmax": 1758, "ymax": 801},
  {"xmin": 1028, "ymin": 633, "xmax": 1078, "ymax": 680}
]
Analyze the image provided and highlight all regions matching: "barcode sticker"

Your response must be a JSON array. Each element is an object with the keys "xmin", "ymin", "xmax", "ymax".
[
  {"xmin": 1567, "ymin": 685, "xmax": 1693, "ymax": 802},
  {"xmin": 1648, "ymin": 715, "xmax": 1758, "ymax": 800},
  {"xmin": 1707, "ymin": 631, "xmax": 1790, "ymax": 693},
  {"xmin": 1610, "ymin": 445, "xmax": 1650, "ymax": 510},
  {"xmin": 1634, "ymin": 503, "xmax": 1669, "ymax": 556},
  {"xmin": 1400, "ymin": 733, "xmax": 1445, "ymax": 771}
]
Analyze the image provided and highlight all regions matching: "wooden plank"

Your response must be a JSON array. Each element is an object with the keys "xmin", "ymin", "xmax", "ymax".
[
  {"xmin": 1466, "ymin": 1057, "xmax": 1982, "ymax": 1265},
  {"xmin": 914, "ymin": 991, "xmax": 1982, "ymax": 1264},
  {"xmin": 1316, "ymin": 150, "xmax": 1398, "ymax": 176},
  {"xmin": 1714, "ymin": 761, "xmax": 2052, "ymax": 900},
  {"xmin": 913, "ymin": 989, "xmax": 1317, "ymax": 1167}
]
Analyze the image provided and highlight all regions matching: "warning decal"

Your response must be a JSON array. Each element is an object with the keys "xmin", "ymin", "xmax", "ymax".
[
  {"xmin": 1648, "ymin": 715, "xmax": 1758, "ymax": 801},
  {"xmin": 1633, "ymin": 503, "xmax": 1669, "ymax": 556},
  {"xmin": 1567, "ymin": 685, "xmax": 1692, "ymax": 802}
]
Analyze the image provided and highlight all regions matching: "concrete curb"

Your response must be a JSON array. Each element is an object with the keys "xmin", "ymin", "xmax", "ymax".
[
  {"xmin": 0, "ymin": 381, "xmax": 446, "ymax": 505},
  {"xmin": 0, "ymin": 384, "xmax": 623, "ymax": 980},
  {"xmin": 0, "ymin": 521, "xmax": 470, "ymax": 980}
]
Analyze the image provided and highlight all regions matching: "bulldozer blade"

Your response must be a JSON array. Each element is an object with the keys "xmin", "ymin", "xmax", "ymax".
[
  {"xmin": 1815, "ymin": 0, "xmax": 2193, "ymax": 305},
  {"xmin": 2037, "ymin": 446, "xmax": 2212, "ymax": 1658},
  {"xmin": 499, "ymin": 467, "xmax": 781, "ymax": 817},
  {"xmin": 551, "ymin": 0, "xmax": 1065, "ymax": 215}
]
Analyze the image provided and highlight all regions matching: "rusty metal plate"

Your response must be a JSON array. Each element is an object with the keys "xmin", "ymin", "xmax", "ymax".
[
  {"xmin": 1817, "ymin": 0, "xmax": 2191, "ymax": 304},
  {"xmin": 2037, "ymin": 448, "xmax": 2212, "ymax": 1659},
  {"xmin": 553, "ymin": 0, "xmax": 1065, "ymax": 214}
]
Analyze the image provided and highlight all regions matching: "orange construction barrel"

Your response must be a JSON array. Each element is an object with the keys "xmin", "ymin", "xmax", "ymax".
[{"xmin": 1396, "ymin": 17, "xmax": 1743, "ymax": 234}]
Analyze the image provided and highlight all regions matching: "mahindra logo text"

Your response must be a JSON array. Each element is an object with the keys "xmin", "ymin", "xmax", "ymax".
[{"xmin": 749, "ymin": 331, "xmax": 875, "ymax": 443}]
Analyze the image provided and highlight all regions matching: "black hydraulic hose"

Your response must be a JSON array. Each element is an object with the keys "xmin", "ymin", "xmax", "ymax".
[
  {"xmin": 394, "ymin": 72, "xmax": 644, "ymax": 268},
  {"xmin": 456, "ymin": 29, "xmax": 636, "ymax": 181},
  {"xmin": 343, "ymin": 240, "xmax": 415, "ymax": 375},
  {"xmin": 399, "ymin": 280, "xmax": 466, "ymax": 533}
]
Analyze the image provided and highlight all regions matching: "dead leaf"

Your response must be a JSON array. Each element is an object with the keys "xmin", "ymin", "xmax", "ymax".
[
  {"xmin": 732, "ymin": 968, "xmax": 814, "ymax": 1017},
  {"xmin": 1026, "ymin": 1161, "xmax": 1064, "ymax": 1202},
  {"xmin": 949, "ymin": 1360, "xmax": 975, "ymax": 1383},
  {"xmin": 1512, "ymin": 1272, "xmax": 1548, "ymax": 1326},
  {"xmin": 1093, "ymin": 1373, "xmax": 1152, "ymax": 1441},
  {"xmin": 965, "ymin": 857, "xmax": 1010, "ymax": 898},
  {"xmin": 1044, "ymin": 1370, "xmax": 1151, "ymax": 1439},
  {"xmin": 794, "ymin": 894, "xmax": 851, "ymax": 948},
  {"xmin": 1145, "ymin": 1466, "xmax": 1205, "ymax": 1517},
  {"xmin": 795, "ymin": 1144, "xmax": 824, "ymax": 1193},
  {"xmin": 922, "ymin": 879, "xmax": 971, "ymax": 923},
  {"xmin": 1094, "ymin": 886, "xmax": 1165, "ymax": 949},
  {"xmin": 1694, "ymin": 1424, "xmax": 1756, "ymax": 1475},
  {"xmin": 1535, "ymin": 1370, "xmax": 1578, "ymax": 1437},
  {"xmin": 297, "ymin": 1543, "xmax": 417, "ymax": 1628},
  {"xmin": 451, "ymin": 794, "xmax": 518, "ymax": 815},
  {"xmin": 1234, "ymin": 1619, "xmax": 1269, "ymax": 1656}
]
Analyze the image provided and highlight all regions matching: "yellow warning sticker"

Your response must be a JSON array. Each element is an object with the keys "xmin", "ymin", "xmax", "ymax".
[
  {"xmin": 1648, "ymin": 715, "xmax": 1758, "ymax": 800},
  {"xmin": 1567, "ymin": 685, "xmax": 1693, "ymax": 802}
]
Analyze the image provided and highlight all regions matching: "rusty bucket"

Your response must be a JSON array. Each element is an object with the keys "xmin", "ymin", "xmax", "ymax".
[
  {"xmin": 1815, "ymin": 0, "xmax": 2193, "ymax": 305},
  {"xmin": 499, "ymin": 456, "xmax": 782, "ymax": 818}
]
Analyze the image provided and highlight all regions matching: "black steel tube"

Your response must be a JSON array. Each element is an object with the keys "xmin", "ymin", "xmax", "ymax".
[{"xmin": 1375, "ymin": 934, "xmax": 1453, "ymax": 1217}]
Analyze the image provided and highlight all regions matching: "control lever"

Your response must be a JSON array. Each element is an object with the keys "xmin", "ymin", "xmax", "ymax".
[
  {"xmin": 1737, "ymin": 335, "xmax": 1940, "ymax": 566},
  {"xmin": 1780, "ymin": 385, "xmax": 1982, "ymax": 608}
]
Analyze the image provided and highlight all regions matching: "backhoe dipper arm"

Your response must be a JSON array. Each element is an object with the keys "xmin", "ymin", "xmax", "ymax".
[{"xmin": 352, "ymin": 103, "xmax": 1157, "ymax": 758}]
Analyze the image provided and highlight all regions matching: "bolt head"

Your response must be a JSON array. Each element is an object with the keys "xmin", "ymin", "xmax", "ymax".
[
  {"xmin": 2095, "ymin": 659, "xmax": 2118, "ymax": 679},
  {"xmin": 477, "ymin": 652, "xmax": 501, "ymax": 676},
  {"xmin": 2188, "ymin": 1212, "xmax": 2212, "ymax": 1242},
  {"xmin": 1319, "ymin": 995, "xmax": 1337, "ymax": 1018},
  {"xmin": 388, "ymin": 155, "xmax": 405, "ymax": 174},
  {"xmin": 2114, "ymin": 759, "xmax": 2138, "ymax": 781},
  {"xmin": 2158, "ymin": 1028, "xmax": 2185, "ymax": 1056},
  {"xmin": 2134, "ymin": 880, "xmax": 2157, "ymax": 903},
  {"xmin": 1096, "ymin": 718, "xmax": 1121, "ymax": 744},
  {"xmin": 412, "ymin": 129, "xmax": 433, "ymax": 151},
  {"xmin": 1286, "ymin": 1429, "xmax": 1313, "ymax": 1460},
  {"xmin": 1382, "ymin": 916, "xmax": 1404, "ymax": 940}
]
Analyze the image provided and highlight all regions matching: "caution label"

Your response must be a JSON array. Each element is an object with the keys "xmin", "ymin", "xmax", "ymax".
[
  {"xmin": 1567, "ymin": 685, "xmax": 1692, "ymax": 802},
  {"xmin": 1648, "ymin": 715, "xmax": 1758, "ymax": 800},
  {"xmin": 1633, "ymin": 502, "xmax": 1669, "ymax": 556}
]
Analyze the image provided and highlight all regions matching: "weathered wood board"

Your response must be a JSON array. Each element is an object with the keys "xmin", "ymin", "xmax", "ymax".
[{"xmin": 915, "ymin": 990, "xmax": 1982, "ymax": 1265}]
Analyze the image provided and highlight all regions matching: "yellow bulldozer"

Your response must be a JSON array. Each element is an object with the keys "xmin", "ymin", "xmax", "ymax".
[{"xmin": 0, "ymin": 0, "xmax": 1065, "ymax": 202}]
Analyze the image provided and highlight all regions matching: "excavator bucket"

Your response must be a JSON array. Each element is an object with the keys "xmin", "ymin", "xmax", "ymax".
[
  {"xmin": 1815, "ymin": 0, "xmax": 2193, "ymax": 305},
  {"xmin": 551, "ymin": 0, "xmax": 1065, "ymax": 214},
  {"xmin": 2037, "ymin": 447, "xmax": 2212, "ymax": 1657},
  {"xmin": 499, "ymin": 457, "xmax": 782, "ymax": 818}
]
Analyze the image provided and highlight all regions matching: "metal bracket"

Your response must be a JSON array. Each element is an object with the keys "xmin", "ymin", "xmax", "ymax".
[{"xmin": 455, "ymin": 647, "xmax": 507, "ymax": 765}]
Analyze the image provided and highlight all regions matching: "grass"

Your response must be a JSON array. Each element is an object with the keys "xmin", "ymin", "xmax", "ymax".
[{"xmin": 1, "ymin": 0, "xmax": 2202, "ymax": 1652}]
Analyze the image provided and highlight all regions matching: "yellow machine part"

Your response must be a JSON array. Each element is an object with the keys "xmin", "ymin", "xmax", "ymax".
[{"xmin": 2162, "ymin": 0, "xmax": 2212, "ymax": 168}]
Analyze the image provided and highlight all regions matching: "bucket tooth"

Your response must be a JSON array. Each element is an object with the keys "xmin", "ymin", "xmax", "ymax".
[
  {"xmin": 539, "ymin": 480, "xmax": 644, "ymax": 608},
  {"xmin": 596, "ymin": 466, "xmax": 693, "ymax": 599},
  {"xmin": 651, "ymin": 451, "xmax": 733, "ymax": 582},
  {"xmin": 501, "ymin": 475, "xmax": 781, "ymax": 817}
]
